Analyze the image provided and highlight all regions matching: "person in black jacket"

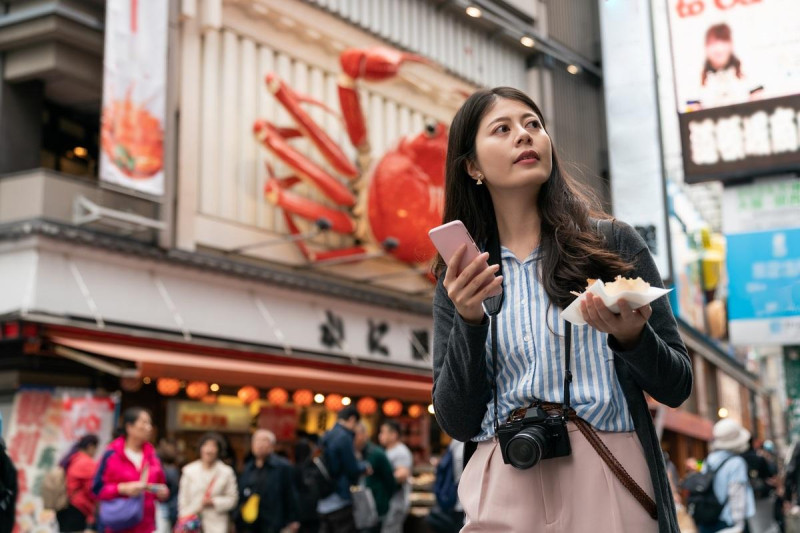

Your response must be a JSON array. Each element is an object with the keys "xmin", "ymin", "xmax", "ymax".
[
  {"xmin": 0, "ymin": 436, "xmax": 17, "ymax": 533},
  {"xmin": 237, "ymin": 429, "xmax": 300, "ymax": 533},
  {"xmin": 317, "ymin": 406, "xmax": 370, "ymax": 533},
  {"xmin": 432, "ymin": 87, "xmax": 691, "ymax": 533}
]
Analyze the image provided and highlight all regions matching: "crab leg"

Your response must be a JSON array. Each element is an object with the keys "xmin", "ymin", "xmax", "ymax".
[
  {"xmin": 254, "ymin": 120, "xmax": 356, "ymax": 207},
  {"xmin": 265, "ymin": 179, "xmax": 355, "ymax": 235},
  {"xmin": 265, "ymin": 74, "xmax": 358, "ymax": 179},
  {"xmin": 338, "ymin": 47, "xmax": 433, "ymax": 152}
]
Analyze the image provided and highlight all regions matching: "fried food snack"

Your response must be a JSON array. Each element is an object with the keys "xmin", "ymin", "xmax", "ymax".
[{"xmin": 598, "ymin": 275, "xmax": 650, "ymax": 296}]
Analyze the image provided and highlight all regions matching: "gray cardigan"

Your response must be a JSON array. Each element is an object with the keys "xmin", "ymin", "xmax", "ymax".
[{"xmin": 431, "ymin": 220, "xmax": 692, "ymax": 533}]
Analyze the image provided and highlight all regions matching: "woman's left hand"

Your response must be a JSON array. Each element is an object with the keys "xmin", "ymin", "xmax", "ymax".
[
  {"xmin": 155, "ymin": 484, "xmax": 169, "ymax": 501},
  {"xmin": 581, "ymin": 293, "xmax": 652, "ymax": 350}
]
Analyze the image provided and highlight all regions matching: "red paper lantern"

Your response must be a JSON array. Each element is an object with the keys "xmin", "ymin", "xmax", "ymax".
[
  {"xmin": 382, "ymin": 399, "xmax": 403, "ymax": 417},
  {"xmin": 156, "ymin": 378, "xmax": 181, "ymax": 396},
  {"xmin": 292, "ymin": 389, "xmax": 314, "ymax": 407},
  {"xmin": 325, "ymin": 394, "xmax": 344, "ymax": 412},
  {"xmin": 356, "ymin": 397, "xmax": 377, "ymax": 415},
  {"xmin": 408, "ymin": 404, "xmax": 424, "ymax": 418},
  {"xmin": 267, "ymin": 387, "xmax": 289, "ymax": 405},
  {"xmin": 186, "ymin": 381, "xmax": 209, "ymax": 399},
  {"xmin": 237, "ymin": 385, "xmax": 259, "ymax": 405}
]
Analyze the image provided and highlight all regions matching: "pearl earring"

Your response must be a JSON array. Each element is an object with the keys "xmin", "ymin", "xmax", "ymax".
[{"xmin": 476, "ymin": 173, "xmax": 483, "ymax": 185}]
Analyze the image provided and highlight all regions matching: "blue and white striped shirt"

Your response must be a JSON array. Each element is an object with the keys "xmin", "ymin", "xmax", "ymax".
[{"xmin": 475, "ymin": 246, "xmax": 634, "ymax": 441}]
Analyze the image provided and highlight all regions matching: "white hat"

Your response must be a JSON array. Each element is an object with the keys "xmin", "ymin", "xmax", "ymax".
[{"xmin": 711, "ymin": 419, "xmax": 750, "ymax": 453}]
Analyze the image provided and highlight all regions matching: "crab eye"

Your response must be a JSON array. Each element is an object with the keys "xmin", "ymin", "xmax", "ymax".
[{"xmin": 425, "ymin": 123, "xmax": 437, "ymax": 137}]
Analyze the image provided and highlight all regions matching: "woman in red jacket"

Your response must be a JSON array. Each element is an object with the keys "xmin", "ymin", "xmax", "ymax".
[
  {"xmin": 97, "ymin": 407, "xmax": 169, "ymax": 533},
  {"xmin": 57, "ymin": 434, "xmax": 99, "ymax": 532}
]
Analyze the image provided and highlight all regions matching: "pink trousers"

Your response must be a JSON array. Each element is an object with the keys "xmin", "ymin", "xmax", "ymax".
[{"xmin": 458, "ymin": 422, "xmax": 659, "ymax": 532}]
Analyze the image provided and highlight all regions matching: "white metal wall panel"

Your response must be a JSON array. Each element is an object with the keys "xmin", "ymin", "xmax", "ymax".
[{"xmin": 305, "ymin": 0, "xmax": 527, "ymax": 89}]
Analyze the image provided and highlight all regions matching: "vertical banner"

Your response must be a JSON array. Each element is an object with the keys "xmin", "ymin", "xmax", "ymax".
[
  {"xmin": 599, "ymin": 0, "xmax": 672, "ymax": 280},
  {"xmin": 666, "ymin": 0, "xmax": 800, "ymax": 183},
  {"xmin": 5, "ymin": 389, "xmax": 117, "ymax": 532},
  {"xmin": 100, "ymin": 0, "xmax": 169, "ymax": 196}
]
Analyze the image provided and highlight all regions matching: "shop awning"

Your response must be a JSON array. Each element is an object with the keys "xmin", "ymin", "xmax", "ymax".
[
  {"xmin": 648, "ymin": 397, "xmax": 714, "ymax": 441},
  {"xmin": 51, "ymin": 336, "xmax": 433, "ymax": 402}
]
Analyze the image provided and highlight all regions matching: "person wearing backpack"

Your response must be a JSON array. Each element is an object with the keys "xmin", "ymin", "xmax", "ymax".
[
  {"xmin": 317, "ymin": 406, "xmax": 370, "ymax": 533},
  {"xmin": 426, "ymin": 440, "xmax": 465, "ymax": 533},
  {"xmin": 53, "ymin": 434, "xmax": 100, "ymax": 532},
  {"xmin": 691, "ymin": 419, "xmax": 755, "ymax": 533}
]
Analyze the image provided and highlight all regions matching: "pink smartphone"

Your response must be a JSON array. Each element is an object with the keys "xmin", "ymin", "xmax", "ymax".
[{"xmin": 428, "ymin": 220, "xmax": 502, "ymax": 296}]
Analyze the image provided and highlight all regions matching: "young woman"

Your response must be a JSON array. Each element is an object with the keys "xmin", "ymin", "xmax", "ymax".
[
  {"xmin": 97, "ymin": 408, "xmax": 169, "ymax": 533},
  {"xmin": 177, "ymin": 432, "xmax": 238, "ymax": 532},
  {"xmin": 699, "ymin": 23, "xmax": 762, "ymax": 107},
  {"xmin": 431, "ymin": 87, "xmax": 692, "ymax": 532},
  {"xmin": 56, "ymin": 434, "xmax": 99, "ymax": 533}
]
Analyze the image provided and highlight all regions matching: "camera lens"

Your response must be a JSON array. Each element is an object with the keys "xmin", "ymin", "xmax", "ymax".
[{"xmin": 504, "ymin": 426, "xmax": 547, "ymax": 469}]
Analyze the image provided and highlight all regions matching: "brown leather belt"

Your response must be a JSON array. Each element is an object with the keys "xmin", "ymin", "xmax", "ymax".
[{"xmin": 524, "ymin": 401, "xmax": 659, "ymax": 521}]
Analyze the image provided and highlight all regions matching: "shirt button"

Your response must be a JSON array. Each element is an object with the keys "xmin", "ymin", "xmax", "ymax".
[{"xmin": 523, "ymin": 335, "xmax": 530, "ymax": 342}]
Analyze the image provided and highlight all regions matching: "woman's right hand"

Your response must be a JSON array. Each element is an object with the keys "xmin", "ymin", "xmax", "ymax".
[
  {"xmin": 443, "ymin": 246, "xmax": 503, "ymax": 325},
  {"xmin": 118, "ymin": 481, "xmax": 146, "ymax": 497}
]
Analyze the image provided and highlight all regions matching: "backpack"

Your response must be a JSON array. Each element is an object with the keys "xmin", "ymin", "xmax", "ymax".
[
  {"xmin": 684, "ymin": 454, "xmax": 736, "ymax": 526},
  {"xmin": 41, "ymin": 465, "xmax": 69, "ymax": 511},
  {"xmin": 433, "ymin": 447, "xmax": 458, "ymax": 512},
  {"xmin": 299, "ymin": 454, "xmax": 336, "ymax": 500}
]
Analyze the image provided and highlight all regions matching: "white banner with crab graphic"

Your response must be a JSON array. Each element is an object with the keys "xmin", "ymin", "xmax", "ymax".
[
  {"xmin": 6, "ymin": 388, "xmax": 118, "ymax": 532},
  {"xmin": 99, "ymin": 0, "xmax": 168, "ymax": 197}
]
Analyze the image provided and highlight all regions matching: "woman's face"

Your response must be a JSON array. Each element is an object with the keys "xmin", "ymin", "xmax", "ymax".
[
  {"xmin": 126, "ymin": 411, "xmax": 153, "ymax": 443},
  {"xmin": 706, "ymin": 37, "xmax": 733, "ymax": 70},
  {"xmin": 468, "ymin": 97, "xmax": 553, "ymax": 191},
  {"xmin": 200, "ymin": 439, "xmax": 219, "ymax": 464}
]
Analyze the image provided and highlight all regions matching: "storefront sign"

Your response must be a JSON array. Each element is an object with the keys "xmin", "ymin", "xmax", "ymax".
[
  {"xmin": 722, "ymin": 177, "xmax": 800, "ymax": 233},
  {"xmin": 666, "ymin": 0, "xmax": 800, "ymax": 183},
  {"xmin": 258, "ymin": 406, "xmax": 297, "ymax": 441},
  {"xmin": 726, "ymin": 227, "xmax": 800, "ymax": 345},
  {"xmin": 784, "ymin": 345, "xmax": 800, "ymax": 442},
  {"xmin": 173, "ymin": 401, "xmax": 252, "ymax": 432},
  {"xmin": 99, "ymin": 0, "xmax": 168, "ymax": 196},
  {"xmin": 6, "ymin": 389, "xmax": 117, "ymax": 532}
]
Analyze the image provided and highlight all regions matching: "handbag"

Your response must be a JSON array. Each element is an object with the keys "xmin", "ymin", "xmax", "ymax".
[
  {"xmin": 100, "ymin": 463, "xmax": 149, "ymax": 530},
  {"xmin": 240, "ymin": 493, "xmax": 260, "ymax": 524},
  {"xmin": 174, "ymin": 473, "xmax": 217, "ymax": 532},
  {"xmin": 351, "ymin": 485, "xmax": 379, "ymax": 530}
]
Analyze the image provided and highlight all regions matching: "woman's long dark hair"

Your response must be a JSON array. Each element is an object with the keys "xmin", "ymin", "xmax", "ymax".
[
  {"xmin": 435, "ymin": 87, "xmax": 630, "ymax": 309},
  {"xmin": 702, "ymin": 23, "xmax": 743, "ymax": 85}
]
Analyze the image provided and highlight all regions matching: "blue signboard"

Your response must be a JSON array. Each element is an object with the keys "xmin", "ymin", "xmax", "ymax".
[{"xmin": 727, "ymin": 227, "xmax": 800, "ymax": 344}]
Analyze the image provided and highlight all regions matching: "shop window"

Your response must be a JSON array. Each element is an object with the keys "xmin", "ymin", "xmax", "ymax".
[{"xmin": 41, "ymin": 100, "xmax": 100, "ymax": 178}]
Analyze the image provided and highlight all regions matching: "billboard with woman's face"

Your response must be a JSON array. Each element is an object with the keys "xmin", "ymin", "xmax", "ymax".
[{"xmin": 666, "ymin": 0, "xmax": 800, "ymax": 183}]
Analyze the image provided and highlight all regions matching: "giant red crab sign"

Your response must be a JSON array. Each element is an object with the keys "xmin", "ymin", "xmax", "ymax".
[{"xmin": 253, "ymin": 47, "xmax": 447, "ymax": 266}]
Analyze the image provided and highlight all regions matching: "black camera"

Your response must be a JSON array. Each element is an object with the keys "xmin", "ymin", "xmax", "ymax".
[{"xmin": 496, "ymin": 405, "xmax": 571, "ymax": 469}]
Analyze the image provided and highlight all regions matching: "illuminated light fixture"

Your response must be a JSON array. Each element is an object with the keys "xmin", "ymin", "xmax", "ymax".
[
  {"xmin": 520, "ymin": 36, "xmax": 535, "ymax": 48},
  {"xmin": 382, "ymin": 399, "xmax": 403, "ymax": 417},
  {"xmin": 342, "ymin": 396, "xmax": 352, "ymax": 406},
  {"xmin": 357, "ymin": 397, "xmax": 377, "ymax": 415},
  {"xmin": 465, "ymin": 6, "xmax": 482, "ymax": 18},
  {"xmin": 566, "ymin": 64, "xmax": 581, "ymax": 75},
  {"xmin": 267, "ymin": 387, "xmax": 289, "ymax": 406},
  {"xmin": 396, "ymin": 209, "xmax": 408, "ymax": 218},
  {"xmin": 210, "ymin": 383, "xmax": 220, "ymax": 392},
  {"xmin": 156, "ymin": 378, "xmax": 181, "ymax": 396},
  {"xmin": 325, "ymin": 394, "xmax": 344, "ymax": 411},
  {"xmin": 74, "ymin": 146, "xmax": 88, "ymax": 158},
  {"xmin": 428, "ymin": 404, "xmax": 435, "ymax": 415},
  {"xmin": 186, "ymin": 381, "xmax": 209, "ymax": 399},
  {"xmin": 718, "ymin": 407, "xmax": 729, "ymax": 419},
  {"xmin": 143, "ymin": 377, "xmax": 152, "ymax": 385},
  {"xmin": 293, "ymin": 389, "xmax": 314, "ymax": 407},
  {"xmin": 408, "ymin": 404, "xmax": 424, "ymax": 418},
  {"xmin": 314, "ymin": 393, "xmax": 326, "ymax": 404},
  {"xmin": 237, "ymin": 385, "xmax": 259, "ymax": 405}
]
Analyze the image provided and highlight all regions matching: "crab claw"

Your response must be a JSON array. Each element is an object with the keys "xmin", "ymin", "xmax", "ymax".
[{"xmin": 340, "ymin": 47, "xmax": 432, "ymax": 82}]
